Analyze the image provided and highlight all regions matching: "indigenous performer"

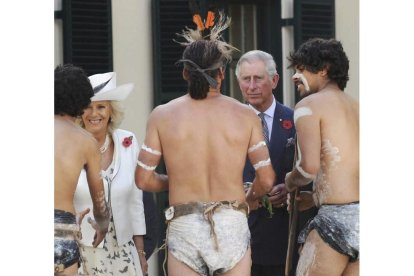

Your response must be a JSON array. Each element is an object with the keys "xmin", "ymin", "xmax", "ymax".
[
  {"xmin": 54, "ymin": 64, "xmax": 109, "ymax": 275},
  {"xmin": 135, "ymin": 10, "xmax": 275, "ymax": 276},
  {"xmin": 285, "ymin": 38, "xmax": 359, "ymax": 276}
]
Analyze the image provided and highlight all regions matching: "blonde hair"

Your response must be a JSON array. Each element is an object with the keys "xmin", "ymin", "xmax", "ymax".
[{"xmin": 107, "ymin": 101, "xmax": 124, "ymax": 133}]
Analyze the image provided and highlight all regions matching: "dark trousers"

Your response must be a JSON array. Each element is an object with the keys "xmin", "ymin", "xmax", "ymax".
[{"xmin": 251, "ymin": 263, "xmax": 285, "ymax": 276}]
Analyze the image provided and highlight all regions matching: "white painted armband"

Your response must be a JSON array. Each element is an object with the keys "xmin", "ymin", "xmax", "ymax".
[
  {"xmin": 141, "ymin": 144, "xmax": 161, "ymax": 156},
  {"xmin": 253, "ymin": 158, "xmax": 271, "ymax": 170},
  {"xmin": 137, "ymin": 160, "xmax": 157, "ymax": 171},
  {"xmin": 248, "ymin": 141, "xmax": 267, "ymax": 153},
  {"xmin": 294, "ymin": 106, "xmax": 313, "ymax": 124}
]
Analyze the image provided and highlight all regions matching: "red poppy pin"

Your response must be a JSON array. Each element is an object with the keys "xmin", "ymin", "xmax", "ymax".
[
  {"xmin": 282, "ymin": 120, "xmax": 293, "ymax": 130},
  {"xmin": 122, "ymin": 136, "xmax": 133, "ymax": 148}
]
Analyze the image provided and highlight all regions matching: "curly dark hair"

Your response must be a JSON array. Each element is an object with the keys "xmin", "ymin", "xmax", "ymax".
[
  {"xmin": 288, "ymin": 38, "xmax": 349, "ymax": 90},
  {"xmin": 182, "ymin": 40, "xmax": 230, "ymax": 99},
  {"xmin": 54, "ymin": 64, "xmax": 93, "ymax": 116}
]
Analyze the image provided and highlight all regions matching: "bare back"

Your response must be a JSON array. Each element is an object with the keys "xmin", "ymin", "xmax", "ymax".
[
  {"xmin": 54, "ymin": 116, "xmax": 104, "ymax": 214},
  {"xmin": 147, "ymin": 94, "xmax": 265, "ymax": 205},
  {"xmin": 296, "ymin": 86, "xmax": 359, "ymax": 205}
]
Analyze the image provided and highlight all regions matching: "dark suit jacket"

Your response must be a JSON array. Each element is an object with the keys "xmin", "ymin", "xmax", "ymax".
[
  {"xmin": 143, "ymin": 191, "xmax": 159, "ymax": 260},
  {"xmin": 243, "ymin": 100, "xmax": 296, "ymax": 265}
]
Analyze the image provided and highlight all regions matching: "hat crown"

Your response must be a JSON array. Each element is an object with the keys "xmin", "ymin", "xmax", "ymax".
[
  {"xmin": 88, "ymin": 72, "xmax": 133, "ymax": 102},
  {"xmin": 89, "ymin": 72, "xmax": 117, "ymax": 94}
]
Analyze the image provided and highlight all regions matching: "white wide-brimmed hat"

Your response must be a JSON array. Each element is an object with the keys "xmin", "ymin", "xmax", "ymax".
[{"xmin": 89, "ymin": 72, "xmax": 134, "ymax": 101}]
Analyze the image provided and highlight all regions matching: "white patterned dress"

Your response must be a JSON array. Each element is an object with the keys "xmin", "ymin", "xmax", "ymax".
[{"xmin": 78, "ymin": 164, "xmax": 143, "ymax": 276}]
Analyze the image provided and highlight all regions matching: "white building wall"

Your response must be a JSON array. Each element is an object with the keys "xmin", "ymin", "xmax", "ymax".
[
  {"xmin": 111, "ymin": 1, "xmax": 158, "ymax": 274},
  {"xmin": 336, "ymin": 0, "xmax": 359, "ymax": 101},
  {"xmin": 112, "ymin": 0, "xmax": 154, "ymax": 144}
]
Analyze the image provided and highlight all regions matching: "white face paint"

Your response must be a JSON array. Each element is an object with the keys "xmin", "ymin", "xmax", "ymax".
[{"xmin": 292, "ymin": 71, "xmax": 310, "ymax": 93}]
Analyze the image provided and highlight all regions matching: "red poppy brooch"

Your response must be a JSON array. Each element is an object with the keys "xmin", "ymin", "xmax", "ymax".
[
  {"xmin": 281, "ymin": 120, "xmax": 293, "ymax": 130},
  {"xmin": 122, "ymin": 136, "xmax": 133, "ymax": 148}
]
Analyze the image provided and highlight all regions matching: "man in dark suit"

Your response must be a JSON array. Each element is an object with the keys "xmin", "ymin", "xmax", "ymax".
[{"xmin": 235, "ymin": 50, "xmax": 296, "ymax": 276}]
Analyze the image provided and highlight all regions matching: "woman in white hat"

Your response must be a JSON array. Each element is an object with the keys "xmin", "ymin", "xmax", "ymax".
[{"xmin": 74, "ymin": 72, "xmax": 147, "ymax": 275}]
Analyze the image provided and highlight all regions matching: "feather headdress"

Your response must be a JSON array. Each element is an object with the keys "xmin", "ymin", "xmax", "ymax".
[
  {"xmin": 174, "ymin": 2, "xmax": 238, "ymax": 62},
  {"xmin": 174, "ymin": 2, "xmax": 238, "ymax": 98}
]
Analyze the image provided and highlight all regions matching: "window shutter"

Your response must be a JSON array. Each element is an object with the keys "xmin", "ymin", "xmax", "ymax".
[
  {"xmin": 153, "ymin": 0, "xmax": 194, "ymax": 106},
  {"xmin": 293, "ymin": 0, "xmax": 335, "ymax": 103},
  {"xmin": 294, "ymin": 0, "xmax": 335, "ymax": 48},
  {"xmin": 61, "ymin": 0, "xmax": 113, "ymax": 75}
]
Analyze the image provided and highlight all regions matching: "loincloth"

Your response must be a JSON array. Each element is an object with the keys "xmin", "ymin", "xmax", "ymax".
[
  {"xmin": 165, "ymin": 200, "xmax": 250, "ymax": 276},
  {"xmin": 298, "ymin": 202, "xmax": 359, "ymax": 261},
  {"xmin": 54, "ymin": 209, "xmax": 81, "ymax": 273}
]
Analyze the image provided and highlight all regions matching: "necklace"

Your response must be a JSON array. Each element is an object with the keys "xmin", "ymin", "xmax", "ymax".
[{"xmin": 100, "ymin": 134, "xmax": 111, "ymax": 154}]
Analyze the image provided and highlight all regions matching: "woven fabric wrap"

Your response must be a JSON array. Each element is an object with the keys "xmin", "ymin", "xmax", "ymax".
[
  {"xmin": 165, "ymin": 200, "xmax": 249, "ymax": 250},
  {"xmin": 54, "ymin": 213, "xmax": 81, "ymax": 273}
]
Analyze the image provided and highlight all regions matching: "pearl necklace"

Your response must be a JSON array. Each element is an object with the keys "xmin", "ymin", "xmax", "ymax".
[{"xmin": 100, "ymin": 134, "xmax": 111, "ymax": 154}]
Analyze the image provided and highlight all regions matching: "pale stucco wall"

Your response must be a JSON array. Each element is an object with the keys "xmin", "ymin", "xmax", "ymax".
[
  {"xmin": 112, "ymin": 0, "xmax": 154, "ymax": 144},
  {"xmin": 336, "ymin": 0, "xmax": 359, "ymax": 101}
]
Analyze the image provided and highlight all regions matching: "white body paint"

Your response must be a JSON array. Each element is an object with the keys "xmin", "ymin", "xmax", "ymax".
[
  {"xmin": 296, "ymin": 162, "xmax": 315, "ymax": 180},
  {"xmin": 296, "ymin": 240, "xmax": 316, "ymax": 276},
  {"xmin": 294, "ymin": 106, "xmax": 315, "ymax": 180},
  {"xmin": 314, "ymin": 139, "xmax": 341, "ymax": 204},
  {"xmin": 253, "ymin": 158, "xmax": 271, "ymax": 170},
  {"xmin": 294, "ymin": 106, "xmax": 313, "ymax": 124},
  {"xmin": 141, "ymin": 144, "xmax": 162, "ymax": 155},
  {"xmin": 136, "ymin": 159, "xmax": 157, "ymax": 171},
  {"xmin": 248, "ymin": 141, "xmax": 267, "ymax": 153}
]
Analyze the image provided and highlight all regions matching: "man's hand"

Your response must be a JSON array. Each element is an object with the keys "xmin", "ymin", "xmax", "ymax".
[
  {"xmin": 76, "ymin": 208, "xmax": 91, "ymax": 226},
  {"xmin": 87, "ymin": 217, "xmax": 108, "ymax": 248},
  {"xmin": 285, "ymin": 172, "xmax": 296, "ymax": 192},
  {"xmin": 286, "ymin": 191, "xmax": 315, "ymax": 212},
  {"xmin": 245, "ymin": 187, "xmax": 260, "ymax": 211},
  {"xmin": 268, "ymin": 183, "xmax": 288, "ymax": 208}
]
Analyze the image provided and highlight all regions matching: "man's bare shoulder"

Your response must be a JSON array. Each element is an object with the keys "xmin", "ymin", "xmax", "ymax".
[
  {"xmin": 77, "ymin": 126, "xmax": 97, "ymax": 144},
  {"xmin": 295, "ymin": 89, "xmax": 335, "ymax": 110},
  {"xmin": 220, "ymin": 95, "xmax": 257, "ymax": 116},
  {"xmin": 295, "ymin": 92, "xmax": 320, "ymax": 109},
  {"xmin": 56, "ymin": 118, "xmax": 97, "ymax": 148},
  {"xmin": 150, "ymin": 95, "xmax": 188, "ymax": 117}
]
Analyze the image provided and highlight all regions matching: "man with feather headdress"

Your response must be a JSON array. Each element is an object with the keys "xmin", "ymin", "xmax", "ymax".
[{"xmin": 135, "ymin": 10, "xmax": 275, "ymax": 276}]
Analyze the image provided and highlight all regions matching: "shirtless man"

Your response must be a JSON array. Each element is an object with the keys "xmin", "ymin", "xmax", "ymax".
[
  {"xmin": 136, "ymin": 13, "xmax": 274, "ymax": 276},
  {"xmin": 285, "ymin": 38, "xmax": 359, "ymax": 275},
  {"xmin": 54, "ymin": 64, "xmax": 109, "ymax": 275}
]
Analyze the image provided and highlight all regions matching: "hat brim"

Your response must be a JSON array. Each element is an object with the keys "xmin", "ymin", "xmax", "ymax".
[{"xmin": 91, "ymin": 83, "xmax": 134, "ymax": 101}]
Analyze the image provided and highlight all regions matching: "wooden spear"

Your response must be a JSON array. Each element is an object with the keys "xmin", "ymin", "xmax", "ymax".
[{"xmin": 285, "ymin": 136, "xmax": 299, "ymax": 276}]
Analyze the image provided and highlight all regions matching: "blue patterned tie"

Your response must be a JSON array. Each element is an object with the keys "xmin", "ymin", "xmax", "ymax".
[{"xmin": 258, "ymin": 112, "xmax": 270, "ymax": 147}]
